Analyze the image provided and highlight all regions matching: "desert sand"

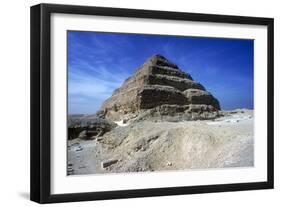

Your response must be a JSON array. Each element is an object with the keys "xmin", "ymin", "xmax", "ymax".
[{"xmin": 67, "ymin": 109, "xmax": 253, "ymax": 175}]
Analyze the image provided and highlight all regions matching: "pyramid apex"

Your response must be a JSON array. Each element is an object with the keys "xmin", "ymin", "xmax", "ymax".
[
  {"xmin": 150, "ymin": 54, "xmax": 166, "ymax": 59},
  {"xmin": 145, "ymin": 54, "xmax": 178, "ymax": 69}
]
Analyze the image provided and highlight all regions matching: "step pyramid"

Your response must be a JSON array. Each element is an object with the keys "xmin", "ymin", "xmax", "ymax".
[{"xmin": 98, "ymin": 54, "xmax": 220, "ymax": 121}]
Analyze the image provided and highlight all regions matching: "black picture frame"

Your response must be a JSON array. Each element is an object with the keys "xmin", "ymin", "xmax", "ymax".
[{"xmin": 30, "ymin": 3, "xmax": 274, "ymax": 204}]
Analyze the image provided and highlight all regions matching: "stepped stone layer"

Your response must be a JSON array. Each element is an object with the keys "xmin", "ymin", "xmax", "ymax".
[{"xmin": 98, "ymin": 54, "xmax": 220, "ymax": 121}]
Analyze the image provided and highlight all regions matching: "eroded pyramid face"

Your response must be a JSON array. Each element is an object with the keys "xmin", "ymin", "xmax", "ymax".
[{"xmin": 98, "ymin": 54, "xmax": 220, "ymax": 121}]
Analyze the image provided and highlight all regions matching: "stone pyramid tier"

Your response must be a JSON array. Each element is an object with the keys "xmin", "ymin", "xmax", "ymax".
[{"xmin": 98, "ymin": 54, "xmax": 220, "ymax": 121}]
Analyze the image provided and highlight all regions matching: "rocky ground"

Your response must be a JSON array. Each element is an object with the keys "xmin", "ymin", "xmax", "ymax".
[{"xmin": 67, "ymin": 109, "xmax": 254, "ymax": 175}]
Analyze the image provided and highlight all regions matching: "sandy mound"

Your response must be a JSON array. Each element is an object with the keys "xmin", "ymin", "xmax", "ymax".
[{"xmin": 67, "ymin": 109, "xmax": 253, "ymax": 175}]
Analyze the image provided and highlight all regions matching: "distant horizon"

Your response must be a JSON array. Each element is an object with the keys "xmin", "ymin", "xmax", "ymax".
[
  {"xmin": 68, "ymin": 107, "xmax": 254, "ymax": 115},
  {"xmin": 68, "ymin": 31, "xmax": 254, "ymax": 114}
]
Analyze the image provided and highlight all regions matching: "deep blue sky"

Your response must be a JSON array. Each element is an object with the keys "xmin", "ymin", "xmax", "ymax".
[{"xmin": 68, "ymin": 31, "xmax": 254, "ymax": 114}]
